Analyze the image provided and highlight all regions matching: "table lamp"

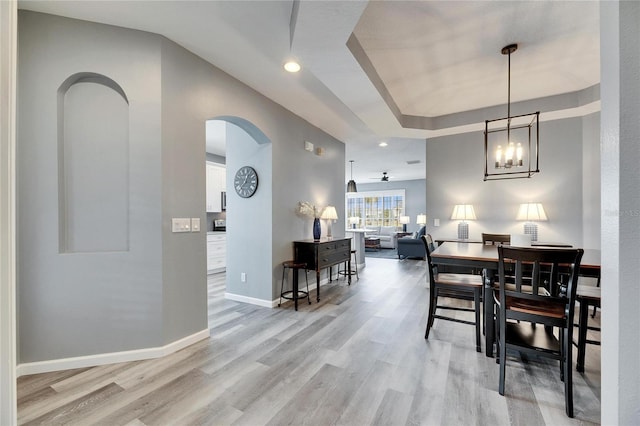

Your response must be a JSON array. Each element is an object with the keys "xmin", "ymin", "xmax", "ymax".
[
  {"xmin": 321, "ymin": 206, "xmax": 338, "ymax": 239},
  {"xmin": 416, "ymin": 214, "xmax": 427, "ymax": 227},
  {"xmin": 348, "ymin": 216, "xmax": 360, "ymax": 229},
  {"xmin": 516, "ymin": 202, "xmax": 547, "ymax": 242},
  {"xmin": 399, "ymin": 216, "xmax": 410, "ymax": 232},
  {"xmin": 451, "ymin": 204, "xmax": 476, "ymax": 240}
]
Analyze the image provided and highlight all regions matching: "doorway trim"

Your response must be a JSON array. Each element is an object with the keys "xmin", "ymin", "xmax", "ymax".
[{"xmin": 0, "ymin": 0, "xmax": 18, "ymax": 423}]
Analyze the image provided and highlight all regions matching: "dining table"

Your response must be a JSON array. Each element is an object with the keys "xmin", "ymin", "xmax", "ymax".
[{"xmin": 429, "ymin": 242, "xmax": 601, "ymax": 357}]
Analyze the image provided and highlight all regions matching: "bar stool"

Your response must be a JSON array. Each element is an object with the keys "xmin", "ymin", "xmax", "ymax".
[
  {"xmin": 337, "ymin": 249, "xmax": 358, "ymax": 281},
  {"xmin": 279, "ymin": 260, "xmax": 310, "ymax": 309}
]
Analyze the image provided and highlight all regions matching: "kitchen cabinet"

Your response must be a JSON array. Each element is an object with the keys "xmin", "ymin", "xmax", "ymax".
[
  {"xmin": 206, "ymin": 162, "xmax": 226, "ymax": 212},
  {"xmin": 207, "ymin": 232, "xmax": 226, "ymax": 273}
]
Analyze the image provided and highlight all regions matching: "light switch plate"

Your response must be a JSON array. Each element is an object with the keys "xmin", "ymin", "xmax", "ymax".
[
  {"xmin": 191, "ymin": 218, "xmax": 201, "ymax": 232},
  {"xmin": 304, "ymin": 141, "xmax": 314, "ymax": 152},
  {"xmin": 172, "ymin": 218, "xmax": 191, "ymax": 233},
  {"xmin": 434, "ymin": 218, "xmax": 440, "ymax": 227}
]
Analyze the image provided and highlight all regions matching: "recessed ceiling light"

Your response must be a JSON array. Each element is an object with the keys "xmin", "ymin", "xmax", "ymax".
[
  {"xmin": 379, "ymin": 142, "xmax": 388, "ymax": 147},
  {"xmin": 284, "ymin": 60, "xmax": 301, "ymax": 73}
]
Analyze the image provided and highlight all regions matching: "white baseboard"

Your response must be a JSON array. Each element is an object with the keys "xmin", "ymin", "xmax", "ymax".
[
  {"xmin": 225, "ymin": 292, "xmax": 273, "ymax": 307},
  {"xmin": 226, "ymin": 273, "xmax": 339, "ymax": 308},
  {"xmin": 16, "ymin": 329, "xmax": 210, "ymax": 377}
]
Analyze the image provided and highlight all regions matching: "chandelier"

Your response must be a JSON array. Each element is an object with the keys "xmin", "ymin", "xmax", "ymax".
[{"xmin": 484, "ymin": 44, "xmax": 540, "ymax": 181}]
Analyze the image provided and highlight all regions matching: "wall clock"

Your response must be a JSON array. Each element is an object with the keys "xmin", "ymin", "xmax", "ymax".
[{"xmin": 234, "ymin": 166, "xmax": 259, "ymax": 198}]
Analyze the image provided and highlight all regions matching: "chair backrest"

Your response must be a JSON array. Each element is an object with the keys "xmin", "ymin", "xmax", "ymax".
[
  {"xmin": 482, "ymin": 233, "xmax": 511, "ymax": 245},
  {"xmin": 422, "ymin": 234, "xmax": 437, "ymax": 282},
  {"xmin": 497, "ymin": 246, "xmax": 584, "ymax": 325}
]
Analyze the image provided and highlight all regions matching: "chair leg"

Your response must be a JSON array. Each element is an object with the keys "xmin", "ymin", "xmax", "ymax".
[
  {"xmin": 304, "ymin": 268, "xmax": 311, "ymax": 305},
  {"xmin": 559, "ymin": 329, "xmax": 565, "ymax": 382},
  {"xmin": 474, "ymin": 288, "xmax": 481, "ymax": 352},
  {"xmin": 591, "ymin": 276, "xmax": 601, "ymax": 318},
  {"xmin": 353, "ymin": 253, "xmax": 359, "ymax": 280},
  {"xmin": 577, "ymin": 298, "xmax": 589, "ymax": 372},
  {"xmin": 498, "ymin": 310, "xmax": 507, "ymax": 395},
  {"xmin": 425, "ymin": 286, "xmax": 437, "ymax": 339},
  {"xmin": 278, "ymin": 266, "xmax": 286, "ymax": 307},
  {"xmin": 564, "ymin": 326, "xmax": 574, "ymax": 417}
]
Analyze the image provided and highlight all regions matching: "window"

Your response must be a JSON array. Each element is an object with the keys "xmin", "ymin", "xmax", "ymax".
[{"xmin": 346, "ymin": 190, "xmax": 405, "ymax": 228}]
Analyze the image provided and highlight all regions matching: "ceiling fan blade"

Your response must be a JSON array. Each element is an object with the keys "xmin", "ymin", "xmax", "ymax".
[{"xmin": 368, "ymin": 172, "xmax": 391, "ymax": 181}]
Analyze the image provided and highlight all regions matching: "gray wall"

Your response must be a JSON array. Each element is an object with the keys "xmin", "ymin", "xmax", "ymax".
[
  {"xmin": 17, "ymin": 11, "xmax": 345, "ymax": 363},
  {"xmin": 582, "ymin": 112, "xmax": 601, "ymax": 249},
  {"xmin": 160, "ymin": 38, "xmax": 209, "ymax": 345},
  {"xmin": 426, "ymin": 115, "xmax": 601, "ymax": 248},
  {"xmin": 225, "ymin": 122, "xmax": 272, "ymax": 301},
  {"xmin": 354, "ymin": 179, "xmax": 426, "ymax": 233},
  {"xmin": 18, "ymin": 12, "xmax": 164, "ymax": 361}
]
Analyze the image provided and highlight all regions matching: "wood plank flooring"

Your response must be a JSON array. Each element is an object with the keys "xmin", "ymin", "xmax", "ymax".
[{"xmin": 17, "ymin": 257, "xmax": 601, "ymax": 425}]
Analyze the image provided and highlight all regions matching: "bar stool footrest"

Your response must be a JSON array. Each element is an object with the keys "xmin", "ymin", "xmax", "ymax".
[{"xmin": 280, "ymin": 290, "xmax": 310, "ymax": 301}]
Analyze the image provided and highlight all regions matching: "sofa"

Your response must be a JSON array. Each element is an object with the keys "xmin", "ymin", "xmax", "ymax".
[
  {"xmin": 397, "ymin": 226, "xmax": 427, "ymax": 259},
  {"xmin": 364, "ymin": 226, "xmax": 398, "ymax": 249}
]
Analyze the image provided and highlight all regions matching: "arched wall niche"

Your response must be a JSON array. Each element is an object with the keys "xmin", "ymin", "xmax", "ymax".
[{"xmin": 57, "ymin": 72, "xmax": 130, "ymax": 253}]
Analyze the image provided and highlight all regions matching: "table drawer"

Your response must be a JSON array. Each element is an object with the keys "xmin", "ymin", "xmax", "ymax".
[
  {"xmin": 318, "ymin": 248, "xmax": 350, "ymax": 268},
  {"xmin": 318, "ymin": 240, "xmax": 350, "ymax": 251}
]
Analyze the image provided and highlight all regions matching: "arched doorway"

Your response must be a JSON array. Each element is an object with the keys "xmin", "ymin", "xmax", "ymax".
[{"xmin": 204, "ymin": 117, "xmax": 273, "ymax": 326}]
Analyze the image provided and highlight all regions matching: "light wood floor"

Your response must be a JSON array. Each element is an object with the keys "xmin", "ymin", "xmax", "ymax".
[{"xmin": 17, "ymin": 257, "xmax": 601, "ymax": 425}]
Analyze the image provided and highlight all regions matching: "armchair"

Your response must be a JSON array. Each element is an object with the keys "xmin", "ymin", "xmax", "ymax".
[{"xmin": 397, "ymin": 226, "xmax": 427, "ymax": 259}]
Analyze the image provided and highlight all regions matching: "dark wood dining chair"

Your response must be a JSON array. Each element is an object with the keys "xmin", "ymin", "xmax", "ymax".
[
  {"xmin": 482, "ymin": 233, "xmax": 511, "ymax": 245},
  {"xmin": 495, "ymin": 246, "xmax": 584, "ymax": 418},
  {"xmin": 422, "ymin": 234, "xmax": 483, "ymax": 352}
]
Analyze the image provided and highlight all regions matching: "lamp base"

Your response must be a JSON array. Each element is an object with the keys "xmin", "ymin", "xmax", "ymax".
[
  {"xmin": 523, "ymin": 223, "xmax": 538, "ymax": 242},
  {"xmin": 457, "ymin": 222, "xmax": 469, "ymax": 240},
  {"xmin": 326, "ymin": 221, "xmax": 333, "ymax": 240},
  {"xmin": 402, "ymin": 224, "xmax": 407, "ymax": 232}
]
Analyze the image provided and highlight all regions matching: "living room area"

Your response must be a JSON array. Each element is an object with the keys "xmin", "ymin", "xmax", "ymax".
[{"xmin": 346, "ymin": 178, "xmax": 427, "ymax": 260}]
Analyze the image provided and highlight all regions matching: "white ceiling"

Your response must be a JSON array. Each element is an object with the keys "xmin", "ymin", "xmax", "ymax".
[{"xmin": 19, "ymin": 0, "xmax": 600, "ymax": 183}]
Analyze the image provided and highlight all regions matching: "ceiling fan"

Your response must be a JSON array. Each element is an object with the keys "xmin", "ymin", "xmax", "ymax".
[{"xmin": 369, "ymin": 172, "xmax": 390, "ymax": 182}]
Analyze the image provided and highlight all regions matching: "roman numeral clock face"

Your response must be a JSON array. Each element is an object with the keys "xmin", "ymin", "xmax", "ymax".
[{"xmin": 234, "ymin": 166, "xmax": 259, "ymax": 198}]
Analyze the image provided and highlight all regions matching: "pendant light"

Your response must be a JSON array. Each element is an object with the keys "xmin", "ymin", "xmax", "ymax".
[
  {"xmin": 484, "ymin": 44, "xmax": 540, "ymax": 181},
  {"xmin": 347, "ymin": 160, "xmax": 357, "ymax": 193}
]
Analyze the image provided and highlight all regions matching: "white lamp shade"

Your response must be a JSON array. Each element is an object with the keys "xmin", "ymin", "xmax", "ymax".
[
  {"xmin": 321, "ymin": 206, "xmax": 338, "ymax": 220},
  {"xmin": 399, "ymin": 216, "xmax": 410, "ymax": 224},
  {"xmin": 451, "ymin": 204, "xmax": 477, "ymax": 220},
  {"xmin": 416, "ymin": 214, "xmax": 427, "ymax": 225},
  {"xmin": 516, "ymin": 203, "xmax": 548, "ymax": 221},
  {"xmin": 348, "ymin": 216, "xmax": 360, "ymax": 225}
]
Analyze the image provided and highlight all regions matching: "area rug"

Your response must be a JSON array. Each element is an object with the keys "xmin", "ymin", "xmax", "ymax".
[{"xmin": 364, "ymin": 247, "xmax": 399, "ymax": 259}]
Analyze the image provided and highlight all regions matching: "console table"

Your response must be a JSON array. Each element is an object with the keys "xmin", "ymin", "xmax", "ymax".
[{"xmin": 293, "ymin": 238, "xmax": 351, "ymax": 309}]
